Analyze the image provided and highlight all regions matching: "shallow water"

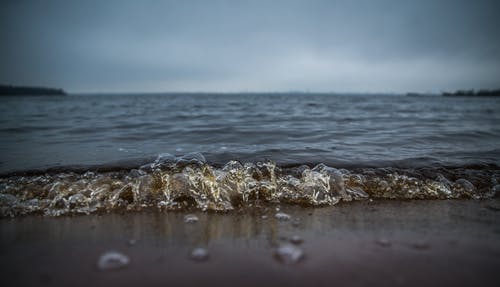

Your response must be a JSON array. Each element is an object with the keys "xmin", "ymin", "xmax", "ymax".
[{"xmin": 1, "ymin": 93, "xmax": 499, "ymax": 216}]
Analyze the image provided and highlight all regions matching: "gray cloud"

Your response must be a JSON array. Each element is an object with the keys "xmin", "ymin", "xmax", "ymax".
[{"xmin": 1, "ymin": 0, "xmax": 499, "ymax": 93}]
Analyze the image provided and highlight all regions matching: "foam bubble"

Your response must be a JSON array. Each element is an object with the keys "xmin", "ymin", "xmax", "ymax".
[
  {"xmin": 274, "ymin": 244, "xmax": 304, "ymax": 264},
  {"xmin": 275, "ymin": 212, "xmax": 291, "ymax": 221},
  {"xmin": 190, "ymin": 248, "xmax": 210, "ymax": 261},
  {"xmin": 290, "ymin": 235, "xmax": 303, "ymax": 245},
  {"xmin": 184, "ymin": 214, "xmax": 199, "ymax": 223},
  {"xmin": 97, "ymin": 251, "xmax": 130, "ymax": 270}
]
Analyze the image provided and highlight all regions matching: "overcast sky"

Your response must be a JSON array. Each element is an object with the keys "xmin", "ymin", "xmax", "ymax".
[{"xmin": 1, "ymin": 0, "xmax": 499, "ymax": 93}]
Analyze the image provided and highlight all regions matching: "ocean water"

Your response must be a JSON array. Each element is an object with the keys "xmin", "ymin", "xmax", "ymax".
[{"xmin": 1, "ymin": 93, "xmax": 499, "ymax": 216}]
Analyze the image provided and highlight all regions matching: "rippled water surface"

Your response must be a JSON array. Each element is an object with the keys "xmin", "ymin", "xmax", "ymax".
[
  {"xmin": 1, "ymin": 93, "xmax": 500, "ymax": 216},
  {"xmin": 1, "ymin": 93, "xmax": 499, "ymax": 172}
]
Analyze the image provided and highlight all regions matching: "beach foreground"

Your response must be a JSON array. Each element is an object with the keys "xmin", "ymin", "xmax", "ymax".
[{"xmin": 1, "ymin": 199, "xmax": 499, "ymax": 287}]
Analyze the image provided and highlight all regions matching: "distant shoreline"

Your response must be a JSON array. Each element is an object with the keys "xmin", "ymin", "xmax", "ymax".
[
  {"xmin": 442, "ymin": 89, "xmax": 500, "ymax": 97},
  {"xmin": 1, "ymin": 85, "xmax": 498, "ymax": 97},
  {"xmin": 0, "ymin": 84, "xmax": 66, "ymax": 96},
  {"xmin": 406, "ymin": 89, "xmax": 500, "ymax": 97}
]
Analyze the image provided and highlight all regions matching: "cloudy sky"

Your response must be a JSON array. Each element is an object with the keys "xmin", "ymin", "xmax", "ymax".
[{"xmin": 1, "ymin": 0, "xmax": 499, "ymax": 93}]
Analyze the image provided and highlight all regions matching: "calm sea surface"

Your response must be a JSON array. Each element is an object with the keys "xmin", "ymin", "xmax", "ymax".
[{"xmin": 1, "ymin": 93, "xmax": 499, "ymax": 173}]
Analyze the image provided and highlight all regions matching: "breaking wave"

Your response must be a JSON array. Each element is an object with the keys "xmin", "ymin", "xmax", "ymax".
[{"xmin": 1, "ymin": 153, "xmax": 499, "ymax": 217}]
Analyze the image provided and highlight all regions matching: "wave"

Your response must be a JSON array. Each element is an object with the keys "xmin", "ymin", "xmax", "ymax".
[{"xmin": 1, "ymin": 153, "xmax": 499, "ymax": 217}]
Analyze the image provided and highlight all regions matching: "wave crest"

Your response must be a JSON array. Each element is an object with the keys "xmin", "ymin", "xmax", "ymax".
[{"xmin": 1, "ymin": 153, "xmax": 499, "ymax": 217}]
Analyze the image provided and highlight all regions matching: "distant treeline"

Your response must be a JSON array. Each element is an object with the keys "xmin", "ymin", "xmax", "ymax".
[
  {"xmin": 0, "ymin": 84, "xmax": 66, "ymax": 96},
  {"xmin": 442, "ymin": 89, "xmax": 500, "ymax": 97}
]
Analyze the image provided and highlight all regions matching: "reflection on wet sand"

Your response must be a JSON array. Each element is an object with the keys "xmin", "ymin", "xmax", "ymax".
[{"xmin": 1, "ymin": 200, "xmax": 500, "ymax": 286}]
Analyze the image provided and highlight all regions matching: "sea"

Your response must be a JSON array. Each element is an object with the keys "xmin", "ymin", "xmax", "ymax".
[{"xmin": 1, "ymin": 93, "xmax": 499, "ymax": 216}]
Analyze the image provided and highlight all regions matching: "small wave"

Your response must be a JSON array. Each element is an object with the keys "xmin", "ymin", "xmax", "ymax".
[{"xmin": 1, "ymin": 153, "xmax": 499, "ymax": 217}]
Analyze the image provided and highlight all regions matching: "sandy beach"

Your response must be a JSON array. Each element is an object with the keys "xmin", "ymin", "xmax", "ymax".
[{"xmin": 1, "ymin": 199, "xmax": 499, "ymax": 287}]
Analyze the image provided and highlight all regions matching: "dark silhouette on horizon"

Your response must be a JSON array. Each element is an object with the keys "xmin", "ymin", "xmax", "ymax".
[
  {"xmin": 0, "ymin": 84, "xmax": 66, "ymax": 96},
  {"xmin": 442, "ymin": 89, "xmax": 500, "ymax": 97}
]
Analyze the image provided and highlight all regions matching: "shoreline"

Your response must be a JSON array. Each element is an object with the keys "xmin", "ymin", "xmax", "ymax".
[
  {"xmin": 1, "ymin": 159, "xmax": 499, "ymax": 178},
  {"xmin": 1, "ymin": 199, "xmax": 499, "ymax": 286}
]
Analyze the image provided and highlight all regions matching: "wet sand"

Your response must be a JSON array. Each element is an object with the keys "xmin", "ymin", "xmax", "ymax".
[{"xmin": 1, "ymin": 199, "xmax": 500, "ymax": 287}]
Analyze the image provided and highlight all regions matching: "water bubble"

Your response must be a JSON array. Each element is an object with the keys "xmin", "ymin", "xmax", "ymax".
[
  {"xmin": 190, "ymin": 248, "xmax": 210, "ymax": 261},
  {"xmin": 97, "ymin": 251, "xmax": 130, "ymax": 270},
  {"xmin": 184, "ymin": 214, "xmax": 199, "ymax": 223},
  {"xmin": 290, "ymin": 235, "xmax": 303, "ymax": 245},
  {"xmin": 151, "ymin": 153, "xmax": 176, "ymax": 169},
  {"xmin": 274, "ymin": 244, "xmax": 304, "ymax": 264},
  {"xmin": 347, "ymin": 187, "xmax": 369, "ymax": 199},
  {"xmin": 275, "ymin": 212, "xmax": 291, "ymax": 221},
  {"xmin": 129, "ymin": 169, "xmax": 146, "ymax": 177},
  {"xmin": 375, "ymin": 238, "xmax": 391, "ymax": 247},
  {"xmin": 454, "ymin": 179, "xmax": 476, "ymax": 195},
  {"xmin": 177, "ymin": 152, "xmax": 206, "ymax": 165},
  {"xmin": 222, "ymin": 160, "xmax": 243, "ymax": 172},
  {"xmin": 492, "ymin": 184, "xmax": 500, "ymax": 197}
]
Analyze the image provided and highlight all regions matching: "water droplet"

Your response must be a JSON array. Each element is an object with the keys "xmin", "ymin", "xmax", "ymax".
[
  {"xmin": 128, "ymin": 239, "xmax": 137, "ymax": 246},
  {"xmin": 184, "ymin": 214, "xmax": 199, "ymax": 223},
  {"xmin": 97, "ymin": 251, "xmax": 130, "ymax": 270},
  {"xmin": 190, "ymin": 248, "xmax": 210, "ymax": 261},
  {"xmin": 290, "ymin": 235, "xmax": 303, "ymax": 245},
  {"xmin": 261, "ymin": 215, "xmax": 268, "ymax": 219},
  {"xmin": 492, "ymin": 184, "xmax": 500, "ymax": 197},
  {"xmin": 275, "ymin": 212, "xmax": 291, "ymax": 221},
  {"xmin": 375, "ymin": 238, "xmax": 391, "ymax": 247},
  {"xmin": 274, "ymin": 244, "xmax": 304, "ymax": 264}
]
